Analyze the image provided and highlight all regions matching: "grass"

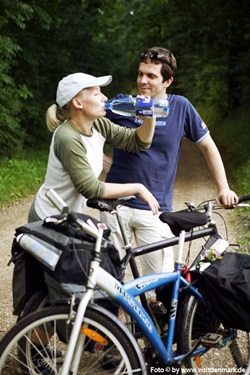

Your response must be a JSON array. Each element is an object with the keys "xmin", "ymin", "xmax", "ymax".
[
  {"xmin": 233, "ymin": 210, "xmax": 250, "ymax": 253},
  {"xmin": 0, "ymin": 148, "xmax": 48, "ymax": 209}
]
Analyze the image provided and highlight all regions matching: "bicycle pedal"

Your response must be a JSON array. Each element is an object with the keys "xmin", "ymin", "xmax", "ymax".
[{"xmin": 201, "ymin": 333, "xmax": 223, "ymax": 347}]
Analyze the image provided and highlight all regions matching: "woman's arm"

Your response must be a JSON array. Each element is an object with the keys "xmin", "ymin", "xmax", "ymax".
[
  {"xmin": 136, "ymin": 116, "xmax": 156, "ymax": 143},
  {"xmin": 102, "ymin": 182, "xmax": 159, "ymax": 215},
  {"xmin": 55, "ymin": 123, "xmax": 159, "ymax": 214},
  {"xmin": 94, "ymin": 117, "xmax": 156, "ymax": 153}
]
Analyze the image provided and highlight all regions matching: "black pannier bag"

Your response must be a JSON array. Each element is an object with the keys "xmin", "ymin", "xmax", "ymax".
[
  {"xmin": 191, "ymin": 252, "xmax": 250, "ymax": 332},
  {"xmin": 11, "ymin": 213, "xmax": 123, "ymax": 315},
  {"xmin": 11, "ymin": 239, "xmax": 45, "ymax": 315}
]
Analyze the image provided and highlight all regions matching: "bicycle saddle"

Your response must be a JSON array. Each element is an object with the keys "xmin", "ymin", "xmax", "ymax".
[
  {"xmin": 159, "ymin": 210, "xmax": 208, "ymax": 236},
  {"xmin": 87, "ymin": 196, "xmax": 136, "ymax": 212}
]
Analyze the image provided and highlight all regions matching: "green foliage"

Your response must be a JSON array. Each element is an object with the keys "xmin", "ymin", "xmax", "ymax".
[
  {"xmin": 0, "ymin": 0, "xmax": 249, "ymax": 204},
  {"xmin": 0, "ymin": 1, "xmax": 52, "ymax": 154},
  {"xmin": 210, "ymin": 107, "xmax": 250, "ymax": 184},
  {"xmin": 208, "ymin": 108, "xmax": 250, "ymax": 252},
  {"xmin": 1, "ymin": 0, "xmax": 250, "ymax": 156},
  {"xmin": 230, "ymin": 206, "xmax": 250, "ymax": 254},
  {"xmin": 162, "ymin": 0, "xmax": 250, "ymax": 115},
  {"xmin": 0, "ymin": 147, "xmax": 47, "ymax": 208}
]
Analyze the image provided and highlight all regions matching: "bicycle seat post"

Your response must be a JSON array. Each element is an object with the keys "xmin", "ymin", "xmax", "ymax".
[
  {"xmin": 115, "ymin": 210, "xmax": 132, "ymax": 251},
  {"xmin": 114, "ymin": 210, "xmax": 141, "ymax": 279},
  {"xmin": 176, "ymin": 230, "xmax": 186, "ymax": 267}
]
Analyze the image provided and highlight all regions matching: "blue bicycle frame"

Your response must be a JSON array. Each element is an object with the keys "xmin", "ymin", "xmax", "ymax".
[{"xmin": 96, "ymin": 259, "xmax": 206, "ymax": 365}]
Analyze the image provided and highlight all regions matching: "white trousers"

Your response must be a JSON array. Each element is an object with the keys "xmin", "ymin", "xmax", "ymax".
[{"xmin": 100, "ymin": 206, "xmax": 174, "ymax": 278}]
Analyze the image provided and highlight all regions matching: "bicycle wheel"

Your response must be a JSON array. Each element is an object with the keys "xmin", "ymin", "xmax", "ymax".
[
  {"xmin": 18, "ymin": 287, "xmax": 49, "ymax": 320},
  {"xmin": 0, "ymin": 304, "xmax": 146, "ymax": 374},
  {"xmin": 20, "ymin": 288, "xmax": 137, "ymax": 339},
  {"xmin": 176, "ymin": 293, "xmax": 250, "ymax": 374}
]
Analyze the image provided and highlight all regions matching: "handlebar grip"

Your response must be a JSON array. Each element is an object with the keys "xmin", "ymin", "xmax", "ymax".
[
  {"xmin": 87, "ymin": 199, "xmax": 112, "ymax": 212},
  {"xmin": 238, "ymin": 194, "xmax": 250, "ymax": 204},
  {"xmin": 46, "ymin": 189, "xmax": 69, "ymax": 214}
]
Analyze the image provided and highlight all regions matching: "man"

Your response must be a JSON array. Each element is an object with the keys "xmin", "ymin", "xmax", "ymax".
[{"xmin": 101, "ymin": 46, "xmax": 238, "ymax": 285}]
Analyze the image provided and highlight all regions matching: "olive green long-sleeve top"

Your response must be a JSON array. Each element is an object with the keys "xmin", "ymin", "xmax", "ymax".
[{"xmin": 35, "ymin": 118, "xmax": 151, "ymax": 219}]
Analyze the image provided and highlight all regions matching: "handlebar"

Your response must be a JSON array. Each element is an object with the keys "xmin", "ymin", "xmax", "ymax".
[
  {"xmin": 45, "ymin": 189, "xmax": 250, "ymax": 239},
  {"xmin": 238, "ymin": 194, "xmax": 250, "ymax": 204},
  {"xmin": 46, "ymin": 189, "xmax": 69, "ymax": 214},
  {"xmin": 45, "ymin": 189, "xmax": 100, "ymax": 240},
  {"xmin": 186, "ymin": 194, "xmax": 250, "ymax": 213},
  {"xmin": 86, "ymin": 196, "xmax": 136, "ymax": 212},
  {"xmin": 131, "ymin": 194, "xmax": 250, "ymax": 259}
]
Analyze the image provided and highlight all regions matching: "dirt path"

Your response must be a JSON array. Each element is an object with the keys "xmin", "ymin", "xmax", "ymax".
[{"xmin": 0, "ymin": 138, "xmax": 235, "ymax": 339}]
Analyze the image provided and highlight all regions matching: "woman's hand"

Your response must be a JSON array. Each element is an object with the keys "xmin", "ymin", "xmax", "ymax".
[
  {"xmin": 137, "ymin": 184, "xmax": 159, "ymax": 215},
  {"xmin": 102, "ymin": 182, "xmax": 159, "ymax": 214}
]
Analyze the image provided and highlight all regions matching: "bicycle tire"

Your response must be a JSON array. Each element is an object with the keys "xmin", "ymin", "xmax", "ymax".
[
  {"xmin": 176, "ymin": 293, "xmax": 250, "ymax": 374},
  {"xmin": 18, "ymin": 287, "xmax": 49, "ymax": 320},
  {"xmin": 0, "ymin": 304, "xmax": 146, "ymax": 375}
]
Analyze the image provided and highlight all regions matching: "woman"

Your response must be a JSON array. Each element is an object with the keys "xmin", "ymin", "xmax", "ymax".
[{"xmin": 28, "ymin": 72, "xmax": 159, "ymax": 222}]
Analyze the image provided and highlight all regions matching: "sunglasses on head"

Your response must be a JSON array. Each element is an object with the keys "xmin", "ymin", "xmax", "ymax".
[{"xmin": 140, "ymin": 51, "xmax": 166, "ymax": 62}]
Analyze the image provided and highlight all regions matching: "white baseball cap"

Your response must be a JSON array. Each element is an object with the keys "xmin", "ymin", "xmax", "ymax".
[{"xmin": 56, "ymin": 72, "xmax": 112, "ymax": 108}]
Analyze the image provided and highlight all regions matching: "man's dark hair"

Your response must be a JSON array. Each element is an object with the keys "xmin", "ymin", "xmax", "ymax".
[{"xmin": 140, "ymin": 46, "xmax": 177, "ymax": 82}]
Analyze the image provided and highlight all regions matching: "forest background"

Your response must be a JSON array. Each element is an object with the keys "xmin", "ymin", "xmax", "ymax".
[{"xmin": 0, "ymin": 0, "xmax": 250, "ymax": 247}]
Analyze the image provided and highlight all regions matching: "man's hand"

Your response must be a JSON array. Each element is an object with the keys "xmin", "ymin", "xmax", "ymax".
[{"xmin": 216, "ymin": 188, "xmax": 238, "ymax": 208}]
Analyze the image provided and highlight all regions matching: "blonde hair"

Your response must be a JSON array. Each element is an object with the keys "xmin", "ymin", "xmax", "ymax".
[
  {"xmin": 46, "ymin": 104, "xmax": 65, "ymax": 132},
  {"xmin": 46, "ymin": 90, "xmax": 87, "ymax": 132},
  {"xmin": 46, "ymin": 102, "xmax": 76, "ymax": 132}
]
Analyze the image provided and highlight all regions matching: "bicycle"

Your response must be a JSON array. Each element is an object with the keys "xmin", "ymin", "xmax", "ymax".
[
  {"xmin": 0, "ymin": 190, "xmax": 250, "ymax": 374},
  {"xmin": 88, "ymin": 194, "xmax": 250, "ymax": 372}
]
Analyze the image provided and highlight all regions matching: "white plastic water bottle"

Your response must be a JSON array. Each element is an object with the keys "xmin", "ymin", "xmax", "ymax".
[
  {"xmin": 17, "ymin": 233, "xmax": 62, "ymax": 271},
  {"xmin": 105, "ymin": 97, "xmax": 169, "ymax": 117}
]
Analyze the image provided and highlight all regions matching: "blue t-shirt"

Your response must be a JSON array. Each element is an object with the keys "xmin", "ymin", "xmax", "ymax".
[{"xmin": 105, "ymin": 94, "xmax": 209, "ymax": 211}]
